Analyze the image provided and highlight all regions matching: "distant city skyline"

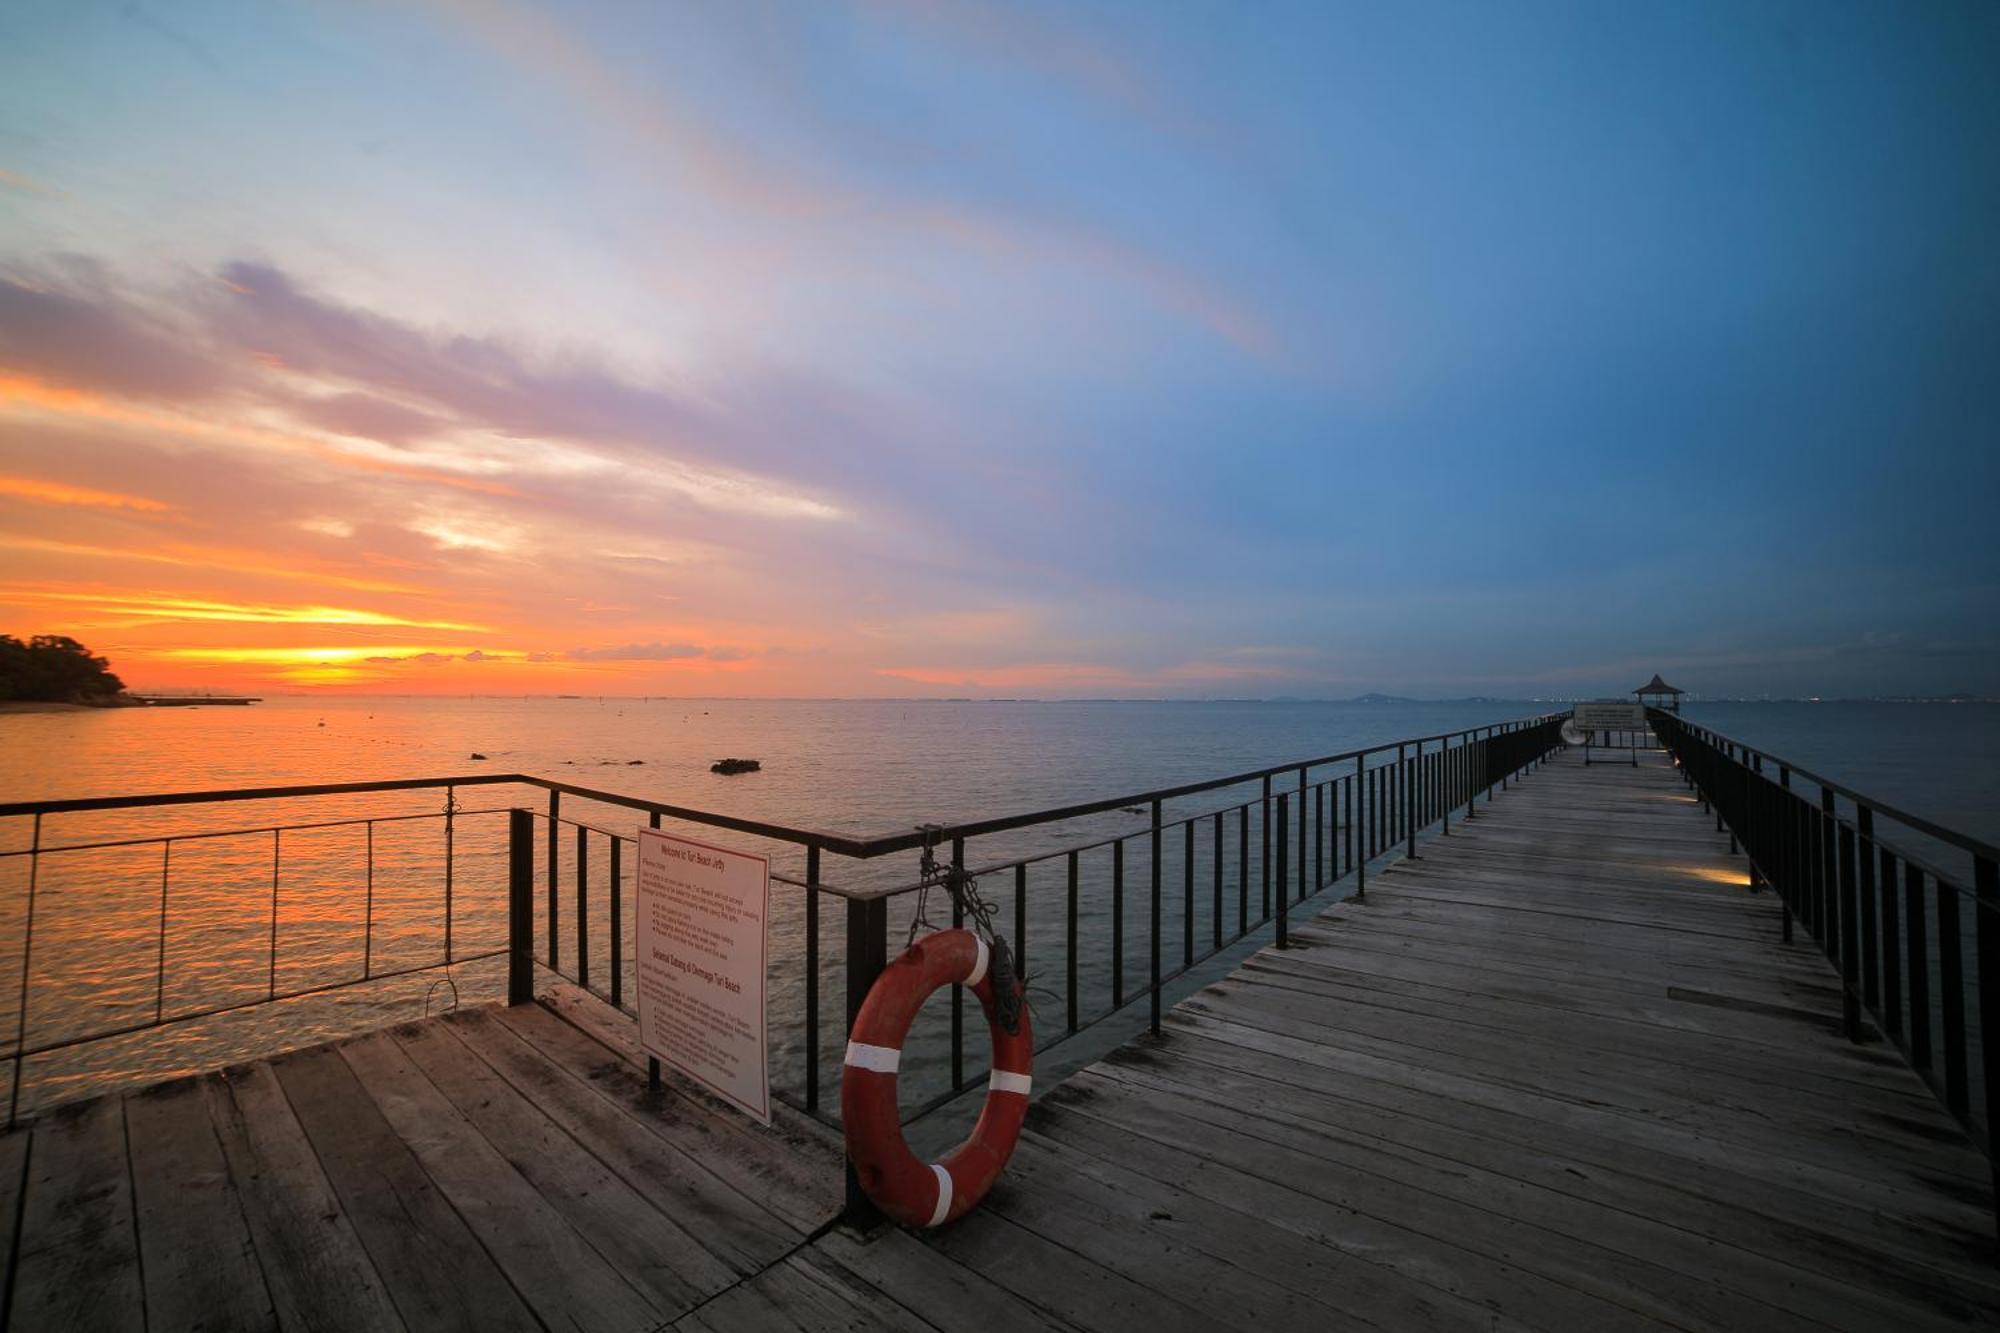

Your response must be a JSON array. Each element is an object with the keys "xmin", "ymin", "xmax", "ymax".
[{"xmin": 2, "ymin": 2, "xmax": 1995, "ymax": 700}]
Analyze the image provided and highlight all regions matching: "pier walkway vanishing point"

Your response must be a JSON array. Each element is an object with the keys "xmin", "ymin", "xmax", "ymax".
[{"xmin": 4, "ymin": 745, "xmax": 1996, "ymax": 1331}]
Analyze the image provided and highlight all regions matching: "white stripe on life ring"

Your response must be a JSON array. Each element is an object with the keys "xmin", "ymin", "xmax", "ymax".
[
  {"xmin": 988, "ymin": 1069, "xmax": 1032, "ymax": 1096},
  {"xmin": 966, "ymin": 935, "xmax": 990, "ymax": 988},
  {"xmin": 927, "ymin": 1163, "xmax": 954, "ymax": 1227},
  {"xmin": 844, "ymin": 1041, "xmax": 901, "ymax": 1073}
]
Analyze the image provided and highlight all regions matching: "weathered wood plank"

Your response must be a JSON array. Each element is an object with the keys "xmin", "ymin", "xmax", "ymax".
[
  {"xmin": 1054, "ymin": 1063, "xmax": 1987, "ymax": 1332},
  {"xmin": 389, "ymin": 1017, "xmax": 735, "ymax": 1314},
  {"xmin": 7, "ymin": 1095, "xmax": 144, "ymax": 1331},
  {"xmin": 809, "ymin": 1227, "xmax": 1076, "ymax": 1332},
  {"xmin": 204, "ymin": 1061, "xmax": 405, "ymax": 1333},
  {"xmin": 924, "ymin": 1209, "xmax": 1218, "ymax": 1333},
  {"xmin": 270, "ymin": 1044, "xmax": 539, "ymax": 1333},
  {"xmin": 1084, "ymin": 1048, "xmax": 2000, "ymax": 1323},
  {"xmin": 1190, "ymin": 976, "xmax": 1985, "ymax": 1184},
  {"xmin": 1153, "ymin": 1016, "xmax": 1999, "ymax": 1291},
  {"xmin": 1025, "ymin": 1091, "xmax": 1680, "ymax": 1332},
  {"xmin": 125, "ymin": 1076, "xmax": 276, "ymax": 1332},
  {"xmin": 1000, "ymin": 1135, "xmax": 1477, "ymax": 1331},
  {"xmin": 980, "ymin": 1136, "xmax": 1395, "ymax": 1333},
  {"xmin": 534, "ymin": 982, "xmax": 844, "ymax": 1214},
  {"xmin": 494, "ymin": 998, "xmax": 837, "ymax": 1234},
  {"xmin": 444, "ymin": 1007, "xmax": 803, "ymax": 1272},
  {"xmin": 338, "ymin": 1029, "xmax": 662, "ymax": 1332}
]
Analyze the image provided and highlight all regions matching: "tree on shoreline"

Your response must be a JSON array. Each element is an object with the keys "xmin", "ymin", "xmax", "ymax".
[{"xmin": 0, "ymin": 635, "xmax": 126, "ymax": 703}]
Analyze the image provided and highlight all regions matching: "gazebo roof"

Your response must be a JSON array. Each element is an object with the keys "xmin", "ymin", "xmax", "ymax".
[{"xmin": 1633, "ymin": 673, "xmax": 1684, "ymax": 696}]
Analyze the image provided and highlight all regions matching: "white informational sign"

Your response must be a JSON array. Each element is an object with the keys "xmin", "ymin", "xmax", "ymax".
[
  {"xmin": 1573, "ymin": 702, "xmax": 1648, "ymax": 729},
  {"xmin": 635, "ymin": 828, "xmax": 771, "ymax": 1126}
]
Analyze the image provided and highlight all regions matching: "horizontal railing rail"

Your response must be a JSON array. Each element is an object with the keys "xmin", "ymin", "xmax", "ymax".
[
  {"xmin": 0, "ymin": 714, "xmax": 1569, "ymax": 1142},
  {"xmin": 1651, "ymin": 710, "xmax": 2000, "ymax": 1226},
  {"xmin": 0, "ymin": 789, "xmax": 511, "ymax": 1125}
]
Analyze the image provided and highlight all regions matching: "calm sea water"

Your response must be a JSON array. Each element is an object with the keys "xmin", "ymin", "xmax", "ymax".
[{"xmin": 0, "ymin": 696, "xmax": 1992, "ymax": 1117}]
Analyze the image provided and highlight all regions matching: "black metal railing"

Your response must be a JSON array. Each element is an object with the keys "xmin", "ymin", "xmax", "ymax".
[
  {"xmin": 0, "ymin": 714, "xmax": 1566, "ymax": 1131},
  {"xmin": 1651, "ymin": 711, "xmax": 2000, "ymax": 1214}
]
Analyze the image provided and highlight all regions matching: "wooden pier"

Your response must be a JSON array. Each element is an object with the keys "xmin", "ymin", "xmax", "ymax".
[{"xmin": 4, "ymin": 746, "xmax": 1995, "ymax": 1330}]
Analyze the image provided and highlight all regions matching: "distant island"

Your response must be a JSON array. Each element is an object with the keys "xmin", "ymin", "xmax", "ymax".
[
  {"xmin": 0, "ymin": 636, "xmax": 261, "ymax": 711},
  {"xmin": 0, "ymin": 634, "xmax": 126, "ymax": 708}
]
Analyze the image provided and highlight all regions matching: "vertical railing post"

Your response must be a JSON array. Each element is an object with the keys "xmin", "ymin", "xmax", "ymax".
[
  {"xmin": 950, "ymin": 837, "xmax": 965, "ymax": 1091},
  {"xmin": 1297, "ymin": 767, "xmax": 1308, "ymax": 903},
  {"xmin": 1112, "ymin": 839, "xmax": 1125, "ymax": 1005},
  {"xmin": 1315, "ymin": 780, "xmax": 1326, "ymax": 889},
  {"xmin": 1880, "ymin": 845, "xmax": 1901, "ymax": 1040},
  {"xmin": 1260, "ymin": 774, "xmax": 1272, "ymax": 918},
  {"xmin": 1939, "ymin": 877, "xmax": 1968, "ymax": 1118},
  {"xmin": 1065, "ymin": 850, "xmax": 1079, "ymax": 1033},
  {"xmin": 575, "ymin": 825, "xmax": 590, "ymax": 990},
  {"xmin": 8, "ymin": 812, "xmax": 40, "ymax": 1128},
  {"xmin": 844, "ymin": 894, "xmax": 888, "ymax": 1223},
  {"xmin": 547, "ymin": 790, "xmax": 560, "ymax": 970},
  {"xmin": 1276, "ymin": 794, "xmax": 1290, "ymax": 949},
  {"xmin": 1015, "ymin": 862, "xmax": 1028, "ymax": 983},
  {"xmin": 1837, "ymin": 823, "xmax": 1860, "ymax": 1042},
  {"xmin": 1779, "ymin": 767, "xmax": 1795, "ymax": 942},
  {"xmin": 1975, "ymin": 853, "xmax": 2000, "ymax": 1235},
  {"xmin": 363, "ymin": 821, "xmax": 376, "ymax": 977},
  {"xmin": 1441, "ymin": 738, "xmax": 1451, "ymax": 838},
  {"xmin": 1818, "ymin": 788, "xmax": 1838, "ymax": 963},
  {"xmin": 508, "ymin": 809, "xmax": 534, "ymax": 1006},
  {"xmin": 443, "ymin": 786, "xmax": 455, "ymax": 964},
  {"xmin": 1183, "ymin": 818, "xmax": 1195, "ymax": 967},
  {"xmin": 1354, "ymin": 755, "xmax": 1367, "ymax": 899},
  {"xmin": 804, "ymin": 844, "xmax": 819, "ymax": 1114},
  {"xmin": 1296, "ymin": 764, "xmax": 1312, "ymax": 896},
  {"xmin": 1404, "ymin": 742, "xmax": 1418, "ymax": 860},
  {"xmin": 1212, "ymin": 811, "xmax": 1224, "ymax": 949},
  {"xmin": 610, "ymin": 837, "xmax": 624, "ymax": 1010},
  {"xmin": 1908, "ymin": 862, "xmax": 1931, "ymax": 1073},
  {"xmin": 1149, "ymin": 799, "xmax": 1163, "ymax": 1035},
  {"xmin": 1857, "ymin": 807, "xmax": 1878, "ymax": 1013},
  {"xmin": 1237, "ymin": 805, "xmax": 1249, "ymax": 934},
  {"xmin": 268, "ymin": 830, "xmax": 281, "ymax": 1000}
]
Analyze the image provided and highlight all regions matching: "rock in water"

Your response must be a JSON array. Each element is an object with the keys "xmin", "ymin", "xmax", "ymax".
[{"xmin": 711, "ymin": 757, "xmax": 761, "ymax": 775}]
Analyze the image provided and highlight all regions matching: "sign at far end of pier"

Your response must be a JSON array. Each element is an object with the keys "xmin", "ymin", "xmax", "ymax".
[{"xmin": 635, "ymin": 828, "xmax": 771, "ymax": 1126}]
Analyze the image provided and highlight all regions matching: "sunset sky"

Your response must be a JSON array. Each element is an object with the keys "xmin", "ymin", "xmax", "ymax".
[{"xmin": 1, "ymin": 2, "xmax": 1995, "ymax": 698}]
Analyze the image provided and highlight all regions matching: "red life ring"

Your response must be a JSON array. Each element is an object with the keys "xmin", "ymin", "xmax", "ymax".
[{"xmin": 841, "ymin": 928, "xmax": 1033, "ymax": 1227}]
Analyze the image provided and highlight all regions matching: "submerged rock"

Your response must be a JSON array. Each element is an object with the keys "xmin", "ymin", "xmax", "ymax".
[{"xmin": 711, "ymin": 757, "xmax": 761, "ymax": 775}]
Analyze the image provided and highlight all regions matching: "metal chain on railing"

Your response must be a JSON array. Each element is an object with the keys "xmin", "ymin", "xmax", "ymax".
[
  {"xmin": 425, "ymin": 789, "xmax": 462, "ymax": 1017},
  {"xmin": 908, "ymin": 824, "xmax": 1024, "ymax": 1034}
]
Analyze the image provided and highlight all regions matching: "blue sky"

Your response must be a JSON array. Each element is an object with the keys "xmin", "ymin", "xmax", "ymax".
[{"xmin": 0, "ymin": 1, "xmax": 1994, "ymax": 697}]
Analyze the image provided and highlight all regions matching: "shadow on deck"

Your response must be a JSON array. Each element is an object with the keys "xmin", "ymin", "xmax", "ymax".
[{"xmin": 5, "ymin": 747, "xmax": 1996, "ymax": 1330}]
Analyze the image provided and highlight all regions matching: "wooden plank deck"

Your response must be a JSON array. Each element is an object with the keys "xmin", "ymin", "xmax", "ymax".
[
  {"xmin": 801, "ymin": 746, "xmax": 2000, "ymax": 1333},
  {"xmin": 0, "ymin": 995, "xmax": 844, "ymax": 1331},
  {"xmin": 4, "ymin": 744, "xmax": 1995, "ymax": 1330}
]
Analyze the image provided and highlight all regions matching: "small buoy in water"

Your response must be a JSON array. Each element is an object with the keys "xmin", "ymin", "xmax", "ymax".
[
  {"xmin": 469, "ymin": 752, "xmax": 488, "ymax": 760},
  {"xmin": 711, "ymin": 757, "xmax": 761, "ymax": 775},
  {"xmin": 317, "ymin": 720, "xmax": 326, "ymax": 727}
]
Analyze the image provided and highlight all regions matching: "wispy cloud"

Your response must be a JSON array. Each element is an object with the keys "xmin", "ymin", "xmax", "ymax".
[
  {"xmin": 0, "ymin": 168, "xmax": 62, "ymax": 200},
  {"xmin": 0, "ymin": 474, "xmax": 169, "ymax": 512},
  {"xmin": 568, "ymin": 642, "xmax": 748, "ymax": 663}
]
